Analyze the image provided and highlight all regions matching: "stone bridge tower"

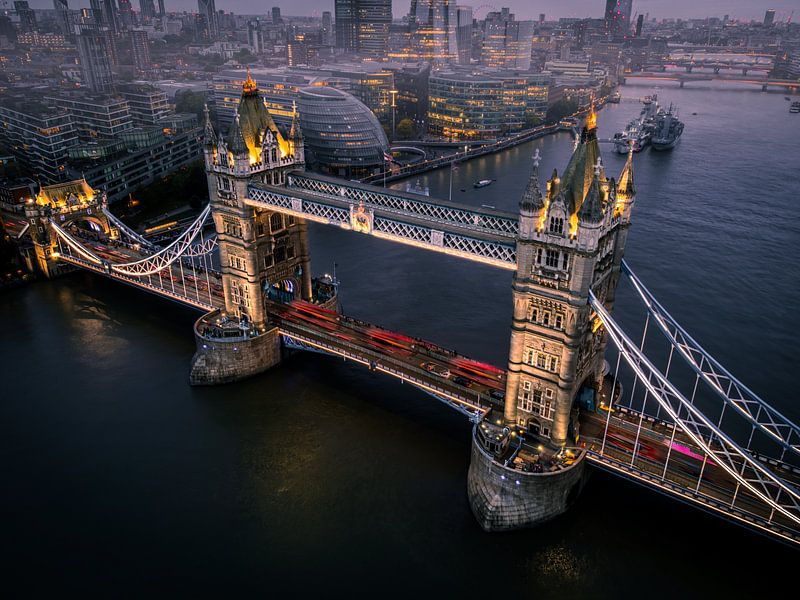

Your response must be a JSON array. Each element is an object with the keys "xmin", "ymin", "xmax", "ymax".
[
  {"xmin": 468, "ymin": 109, "xmax": 637, "ymax": 532},
  {"xmin": 203, "ymin": 70, "xmax": 310, "ymax": 327},
  {"xmin": 504, "ymin": 109, "xmax": 636, "ymax": 447},
  {"xmin": 23, "ymin": 179, "xmax": 114, "ymax": 278}
]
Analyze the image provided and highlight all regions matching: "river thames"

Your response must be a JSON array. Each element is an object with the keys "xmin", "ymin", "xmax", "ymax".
[{"xmin": 2, "ymin": 81, "xmax": 799, "ymax": 595}]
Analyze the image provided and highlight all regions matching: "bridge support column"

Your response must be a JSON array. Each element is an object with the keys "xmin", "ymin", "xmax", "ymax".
[
  {"xmin": 467, "ymin": 427, "xmax": 586, "ymax": 531},
  {"xmin": 679, "ymin": 81, "xmax": 685, "ymax": 88},
  {"xmin": 189, "ymin": 310, "xmax": 282, "ymax": 385}
]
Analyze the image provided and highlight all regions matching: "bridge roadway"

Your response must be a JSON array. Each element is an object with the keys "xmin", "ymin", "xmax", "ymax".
[{"xmin": 51, "ymin": 231, "xmax": 800, "ymax": 543}]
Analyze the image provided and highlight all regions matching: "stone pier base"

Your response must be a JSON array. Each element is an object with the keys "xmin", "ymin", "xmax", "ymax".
[
  {"xmin": 189, "ymin": 311, "xmax": 282, "ymax": 385},
  {"xmin": 467, "ymin": 429, "xmax": 586, "ymax": 532}
]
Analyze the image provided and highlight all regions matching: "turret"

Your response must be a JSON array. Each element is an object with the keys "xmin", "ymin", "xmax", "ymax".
[
  {"xmin": 577, "ymin": 160, "xmax": 605, "ymax": 249},
  {"xmin": 229, "ymin": 112, "xmax": 250, "ymax": 171},
  {"xmin": 614, "ymin": 145, "xmax": 636, "ymax": 222},
  {"xmin": 289, "ymin": 100, "xmax": 304, "ymax": 164},
  {"xmin": 203, "ymin": 103, "xmax": 216, "ymax": 147},
  {"xmin": 519, "ymin": 149, "xmax": 544, "ymax": 240}
]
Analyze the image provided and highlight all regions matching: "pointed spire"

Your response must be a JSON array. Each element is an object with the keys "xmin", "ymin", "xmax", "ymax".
[
  {"xmin": 243, "ymin": 67, "xmax": 257, "ymax": 94},
  {"xmin": 229, "ymin": 112, "xmax": 248, "ymax": 155},
  {"xmin": 579, "ymin": 170, "xmax": 604, "ymax": 224},
  {"xmin": 203, "ymin": 103, "xmax": 216, "ymax": 146},
  {"xmin": 520, "ymin": 148, "xmax": 544, "ymax": 214},
  {"xmin": 617, "ymin": 143, "xmax": 636, "ymax": 199},
  {"xmin": 289, "ymin": 99, "xmax": 303, "ymax": 142}
]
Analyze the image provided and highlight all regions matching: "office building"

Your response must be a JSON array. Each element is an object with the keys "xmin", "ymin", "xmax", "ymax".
[
  {"xmin": 272, "ymin": 6, "xmax": 282, "ymax": 24},
  {"xmin": 764, "ymin": 9, "xmax": 776, "ymax": 27},
  {"xmin": 130, "ymin": 29, "xmax": 151, "ymax": 75},
  {"xmin": 198, "ymin": 0, "xmax": 219, "ymax": 40},
  {"xmin": 140, "ymin": 0, "xmax": 157, "ymax": 20},
  {"xmin": 14, "ymin": 1, "xmax": 38, "ymax": 33},
  {"xmin": 322, "ymin": 11, "xmax": 333, "ymax": 46},
  {"xmin": 46, "ymin": 93, "xmax": 133, "ymax": 138},
  {"xmin": 77, "ymin": 30, "xmax": 115, "ymax": 94},
  {"xmin": 604, "ymin": 0, "xmax": 632, "ymax": 40},
  {"xmin": 335, "ymin": 0, "xmax": 391, "ymax": 57},
  {"xmin": 0, "ymin": 96, "xmax": 79, "ymax": 182},
  {"xmin": 158, "ymin": 0, "xmax": 166, "ymax": 17},
  {"xmin": 53, "ymin": 0, "xmax": 71, "ymax": 36},
  {"xmin": 409, "ymin": 0, "xmax": 457, "ymax": 63},
  {"xmin": 456, "ymin": 5, "xmax": 473, "ymax": 65},
  {"xmin": 66, "ymin": 128, "xmax": 203, "ymax": 203},
  {"xmin": 428, "ymin": 71, "xmax": 549, "ymax": 140},
  {"xmin": 482, "ymin": 8, "xmax": 534, "ymax": 70},
  {"xmin": 297, "ymin": 86, "xmax": 390, "ymax": 178},
  {"xmin": 118, "ymin": 0, "xmax": 134, "ymax": 30}
]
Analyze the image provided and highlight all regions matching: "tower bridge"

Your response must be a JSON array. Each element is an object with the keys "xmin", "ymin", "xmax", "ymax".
[{"xmin": 14, "ymin": 72, "xmax": 800, "ymax": 546}]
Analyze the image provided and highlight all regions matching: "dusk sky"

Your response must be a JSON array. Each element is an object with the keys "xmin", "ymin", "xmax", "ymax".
[{"xmin": 24, "ymin": 1, "xmax": 799, "ymax": 22}]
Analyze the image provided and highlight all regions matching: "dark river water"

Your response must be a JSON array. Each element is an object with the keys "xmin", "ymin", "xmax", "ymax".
[{"xmin": 3, "ymin": 81, "xmax": 799, "ymax": 596}]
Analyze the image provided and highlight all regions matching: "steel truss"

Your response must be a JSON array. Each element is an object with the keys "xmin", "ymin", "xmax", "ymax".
[
  {"xmin": 622, "ymin": 261, "xmax": 800, "ymax": 462},
  {"xmin": 247, "ymin": 186, "xmax": 517, "ymax": 268},
  {"xmin": 101, "ymin": 206, "xmax": 155, "ymax": 249},
  {"xmin": 590, "ymin": 291, "xmax": 800, "ymax": 529},
  {"xmin": 286, "ymin": 173, "xmax": 519, "ymax": 237}
]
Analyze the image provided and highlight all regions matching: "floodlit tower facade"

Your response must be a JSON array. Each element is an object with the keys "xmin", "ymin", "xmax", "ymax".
[
  {"xmin": 503, "ymin": 108, "xmax": 636, "ymax": 446},
  {"xmin": 203, "ymin": 72, "xmax": 310, "ymax": 327}
]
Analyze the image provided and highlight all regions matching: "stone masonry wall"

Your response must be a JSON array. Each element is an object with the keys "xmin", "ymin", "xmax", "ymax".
[
  {"xmin": 467, "ymin": 431, "xmax": 586, "ymax": 531},
  {"xmin": 189, "ymin": 326, "xmax": 282, "ymax": 385}
]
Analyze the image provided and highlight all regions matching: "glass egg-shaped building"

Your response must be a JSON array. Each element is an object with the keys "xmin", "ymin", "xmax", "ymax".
[{"xmin": 298, "ymin": 86, "xmax": 390, "ymax": 179}]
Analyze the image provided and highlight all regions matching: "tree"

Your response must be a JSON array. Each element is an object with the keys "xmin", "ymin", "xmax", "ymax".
[
  {"xmin": 546, "ymin": 98, "xmax": 579, "ymax": 124},
  {"xmin": 175, "ymin": 90, "xmax": 208, "ymax": 121},
  {"xmin": 396, "ymin": 118, "xmax": 415, "ymax": 139}
]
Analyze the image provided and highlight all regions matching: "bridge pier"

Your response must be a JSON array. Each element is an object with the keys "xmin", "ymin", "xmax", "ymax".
[
  {"xmin": 190, "ymin": 310, "xmax": 282, "ymax": 385},
  {"xmin": 467, "ymin": 425, "xmax": 586, "ymax": 531}
]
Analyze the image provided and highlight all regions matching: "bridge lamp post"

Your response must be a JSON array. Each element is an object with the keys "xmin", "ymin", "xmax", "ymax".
[{"xmin": 389, "ymin": 89, "xmax": 398, "ymax": 140}]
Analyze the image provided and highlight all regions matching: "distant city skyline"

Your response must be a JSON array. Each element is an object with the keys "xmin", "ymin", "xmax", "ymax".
[{"xmin": 19, "ymin": 0, "xmax": 800, "ymax": 22}]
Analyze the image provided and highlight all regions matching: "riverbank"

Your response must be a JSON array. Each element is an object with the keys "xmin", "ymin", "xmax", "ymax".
[{"xmin": 363, "ymin": 95, "xmax": 611, "ymax": 186}]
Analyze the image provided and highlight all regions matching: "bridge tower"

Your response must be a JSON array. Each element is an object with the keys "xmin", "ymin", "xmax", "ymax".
[
  {"xmin": 469, "ymin": 109, "xmax": 637, "ymax": 530},
  {"xmin": 203, "ymin": 71, "xmax": 310, "ymax": 327},
  {"xmin": 23, "ymin": 179, "xmax": 114, "ymax": 278},
  {"xmin": 190, "ymin": 71, "xmax": 312, "ymax": 385}
]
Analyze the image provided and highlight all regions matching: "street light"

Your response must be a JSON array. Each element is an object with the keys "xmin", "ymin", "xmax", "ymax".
[{"xmin": 389, "ymin": 89, "xmax": 398, "ymax": 140}]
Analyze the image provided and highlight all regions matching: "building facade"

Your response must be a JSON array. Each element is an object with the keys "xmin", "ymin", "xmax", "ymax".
[
  {"xmin": 428, "ymin": 71, "xmax": 548, "ymax": 140},
  {"xmin": 297, "ymin": 86, "xmax": 389, "ymax": 179},
  {"xmin": 46, "ymin": 93, "xmax": 133, "ymax": 138},
  {"xmin": 482, "ymin": 9, "xmax": 534, "ymax": 70},
  {"xmin": 77, "ymin": 29, "xmax": 115, "ymax": 94},
  {"xmin": 0, "ymin": 97, "xmax": 79, "ymax": 182}
]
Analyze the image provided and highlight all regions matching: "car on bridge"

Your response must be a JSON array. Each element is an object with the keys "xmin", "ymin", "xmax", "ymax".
[
  {"xmin": 421, "ymin": 362, "xmax": 450, "ymax": 378},
  {"xmin": 452, "ymin": 375, "xmax": 473, "ymax": 388}
]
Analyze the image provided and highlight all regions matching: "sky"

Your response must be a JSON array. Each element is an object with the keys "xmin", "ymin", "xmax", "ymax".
[{"xmin": 24, "ymin": 1, "xmax": 799, "ymax": 22}]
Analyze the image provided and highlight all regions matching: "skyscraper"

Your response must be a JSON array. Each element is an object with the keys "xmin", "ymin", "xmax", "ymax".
[
  {"xmin": 53, "ymin": 0, "xmax": 71, "ymax": 36},
  {"xmin": 197, "ymin": 0, "xmax": 218, "ymax": 40},
  {"xmin": 482, "ymin": 8, "xmax": 533, "ymax": 70},
  {"xmin": 409, "ymin": 0, "xmax": 458, "ymax": 63},
  {"xmin": 335, "ymin": 0, "xmax": 357, "ymax": 51},
  {"xmin": 130, "ymin": 29, "xmax": 151, "ymax": 75},
  {"xmin": 322, "ymin": 11, "xmax": 333, "ymax": 46},
  {"xmin": 271, "ymin": 7, "xmax": 282, "ymax": 24},
  {"xmin": 102, "ymin": 0, "xmax": 119, "ymax": 33},
  {"xmin": 355, "ymin": 0, "xmax": 391, "ymax": 58},
  {"xmin": 117, "ymin": 0, "xmax": 134, "ymax": 30},
  {"xmin": 455, "ymin": 5, "xmax": 472, "ymax": 65},
  {"xmin": 335, "ymin": 0, "xmax": 390, "ymax": 58},
  {"xmin": 764, "ymin": 9, "xmax": 776, "ymax": 27},
  {"xmin": 139, "ymin": 0, "xmax": 157, "ymax": 20},
  {"xmin": 14, "ymin": 1, "xmax": 38, "ymax": 33},
  {"xmin": 77, "ymin": 29, "xmax": 115, "ymax": 93},
  {"xmin": 158, "ymin": 0, "xmax": 165, "ymax": 17},
  {"xmin": 604, "ymin": 0, "xmax": 632, "ymax": 40}
]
